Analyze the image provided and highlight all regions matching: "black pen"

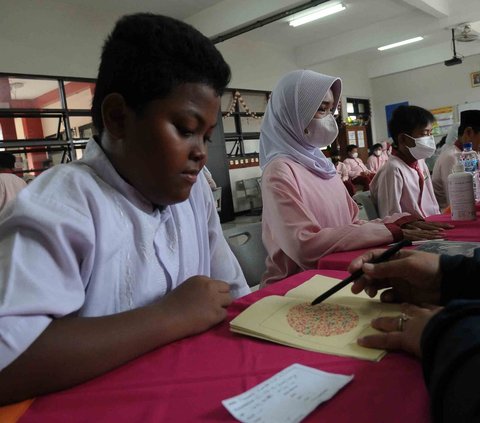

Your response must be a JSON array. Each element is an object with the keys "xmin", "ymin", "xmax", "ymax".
[{"xmin": 310, "ymin": 239, "xmax": 412, "ymax": 306}]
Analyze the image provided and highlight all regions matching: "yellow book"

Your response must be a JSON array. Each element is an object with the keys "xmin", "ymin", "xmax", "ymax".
[{"xmin": 230, "ymin": 275, "xmax": 403, "ymax": 361}]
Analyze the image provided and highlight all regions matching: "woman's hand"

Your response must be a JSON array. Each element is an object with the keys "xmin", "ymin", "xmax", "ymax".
[
  {"xmin": 357, "ymin": 304, "xmax": 442, "ymax": 357},
  {"xmin": 403, "ymin": 220, "xmax": 454, "ymax": 231},
  {"xmin": 401, "ymin": 220, "xmax": 453, "ymax": 241}
]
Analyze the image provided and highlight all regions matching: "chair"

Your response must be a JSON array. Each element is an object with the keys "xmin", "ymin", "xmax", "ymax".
[
  {"xmin": 223, "ymin": 221, "xmax": 267, "ymax": 288},
  {"xmin": 236, "ymin": 177, "xmax": 262, "ymax": 215},
  {"xmin": 212, "ymin": 187, "xmax": 222, "ymax": 212},
  {"xmin": 353, "ymin": 190, "xmax": 379, "ymax": 220}
]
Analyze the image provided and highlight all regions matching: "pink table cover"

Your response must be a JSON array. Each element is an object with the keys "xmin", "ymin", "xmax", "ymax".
[
  {"xmin": 18, "ymin": 269, "xmax": 429, "ymax": 423},
  {"xmin": 318, "ymin": 210, "xmax": 480, "ymax": 271}
]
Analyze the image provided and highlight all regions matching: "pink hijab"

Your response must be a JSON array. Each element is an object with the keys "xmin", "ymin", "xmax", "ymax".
[{"xmin": 259, "ymin": 70, "xmax": 342, "ymax": 179}]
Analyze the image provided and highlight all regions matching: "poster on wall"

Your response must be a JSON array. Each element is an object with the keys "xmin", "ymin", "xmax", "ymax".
[
  {"xmin": 385, "ymin": 102, "xmax": 409, "ymax": 136},
  {"xmin": 430, "ymin": 106, "xmax": 454, "ymax": 137},
  {"xmin": 357, "ymin": 130, "xmax": 365, "ymax": 147}
]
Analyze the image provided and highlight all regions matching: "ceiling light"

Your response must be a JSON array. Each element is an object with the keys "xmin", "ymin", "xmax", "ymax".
[
  {"xmin": 289, "ymin": 3, "xmax": 346, "ymax": 28},
  {"xmin": 378, "ymin": 36, "xmax": 424, "ymax": 51}
]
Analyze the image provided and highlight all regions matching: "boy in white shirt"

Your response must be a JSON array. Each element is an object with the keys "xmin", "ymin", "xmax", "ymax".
[
  {"xmin": 370, "ymin": 105, "xmax": 440, "ymax": 218},
  {"xmin": 432, "ymin": 110, "xmax": 480, "ymax": 209},
  {"xmin": 0, "ymin": 13, "xmax": 249, "ymax": 405}
]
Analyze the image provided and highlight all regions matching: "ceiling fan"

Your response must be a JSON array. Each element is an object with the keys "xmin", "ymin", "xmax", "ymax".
[
  {"xmin": 455, "ymin": 24, "xmax": 479, "ymax": 42},
  {"xmin": 444, "ymin": 28, "xmax": 463, "ymax": 66}
]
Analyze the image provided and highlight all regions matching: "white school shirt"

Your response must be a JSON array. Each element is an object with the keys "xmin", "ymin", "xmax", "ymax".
[
  {"xmin": 0, "ymin": 139, "xmax": 249, "ymax": 370},
  {"xmin": 370, "ymin": 155, "xmax": 440, "ymax": 218},
  {"xmin": 432, "ymin": 144, "xmax": 461, "ymax": 210}
]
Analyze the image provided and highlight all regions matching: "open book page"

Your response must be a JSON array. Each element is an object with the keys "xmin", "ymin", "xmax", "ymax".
[
  {"xmin": 230, "ymin": 275, "xmax": 402, "ymax": 361},
  {"xmin": 415, "ymin": 240, "xmax": 480, "ymax": 257}
]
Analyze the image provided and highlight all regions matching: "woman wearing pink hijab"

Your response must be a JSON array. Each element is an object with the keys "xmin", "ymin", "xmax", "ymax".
[{"xmin": 259, "ymin": 70, "xmax": 449, "ymax": 286}]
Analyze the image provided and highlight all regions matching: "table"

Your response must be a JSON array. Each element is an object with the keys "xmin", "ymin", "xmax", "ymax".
[
  {"xmin": 0, "ymin": 270, "xmax": 429, "ymax": 423},
  {"xmin": 317, "ymin": 210, "xmax": 480, "ymax": 271}
]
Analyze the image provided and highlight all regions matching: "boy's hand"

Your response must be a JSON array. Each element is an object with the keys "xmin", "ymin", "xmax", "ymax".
[{"xmin": 159, "ymin": 275, "xmax": 233, "ymax": 335}]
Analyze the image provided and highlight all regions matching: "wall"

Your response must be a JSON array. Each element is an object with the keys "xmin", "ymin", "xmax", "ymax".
[
  {"xmin": 371, "ymin": 53, "xmax": 480, "ymax": 141},
  {"xmin": 218, "ymin": 37, "xmax": 297, "ymax": 90},
  {"xmin": 312, "ymin": 56, "xmax": 376, "ymax": 140},
  {"xmin": 0, "ymin": 0, "xmax": 110, "ymax": 78},
  {"xmin": 216, "ymin": 37, "xmax": 297, "ymax": 211}
]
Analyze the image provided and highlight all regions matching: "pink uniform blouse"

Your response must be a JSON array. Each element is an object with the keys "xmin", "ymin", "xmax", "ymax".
[
  {"xmin": 370, "ymin": 155, "xmax": 440, "ymax": 219},
  {"xmin": 0, "ymin": 173, "xmax": 26, "ymax": 211},
  {"xmin": 367, "ymin": 154, "xmax": 388, "ymax": 173},
  {"xmin": 335, "ymin": 161, "xmax": 349, "ymax": 181},
  {"xmin": 261, "ymin": 157, "xmax": 411, "ymax": 285},
  {"xmin": 344, "ymin": 157, "xmax": 371, "ymax": 178}
]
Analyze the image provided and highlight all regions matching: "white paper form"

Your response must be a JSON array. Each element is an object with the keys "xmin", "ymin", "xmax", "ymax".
[{"xmin": 222, "ymin": 363, "xmax": 353, "ymax": 423}]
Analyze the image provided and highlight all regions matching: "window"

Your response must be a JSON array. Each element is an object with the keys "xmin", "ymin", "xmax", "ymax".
[{"xmin": 0, "ymin": 73, "xmax": 95, "ymax": 176}]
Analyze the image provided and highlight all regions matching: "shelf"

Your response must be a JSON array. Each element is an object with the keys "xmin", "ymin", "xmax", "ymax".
[
  {"xmin": 228, "ymin": 155, "xmax": 260, "ymax": 169},
  {"xmin": 224, "ymin": 132, "xmax": 261, "ymax": 140},
  {"xmin": 0, "ymin": 139, "xmax": 88, "ymax": 149},
  {"xmin": 222, "ymin": 112, "xmax": 265, "ymax": 117}
]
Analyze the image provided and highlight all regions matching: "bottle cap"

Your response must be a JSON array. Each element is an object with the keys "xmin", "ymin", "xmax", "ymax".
[{"xmin": 463, "ymin": 142, "xmax": 473, "ymax": 151}]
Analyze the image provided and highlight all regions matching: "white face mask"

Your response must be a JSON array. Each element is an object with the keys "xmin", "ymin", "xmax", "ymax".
[
  {"xmin": 304, "ymin": 114, "xmax": 339, "ymax": 148},
  {"xmin": 374, "ymin": 150, "xmax": 382, "ymax": 157},
  {"xmin": 350, "ymin": 152, "xmax": 358, "ymax": 159},
  {"xmin": 405, "ymin": 134, "xmax": 436, "ymax": 160}
]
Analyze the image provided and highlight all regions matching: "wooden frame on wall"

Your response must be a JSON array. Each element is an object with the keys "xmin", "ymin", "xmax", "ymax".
[{"xmin": 471, "ymin": 71, "xmax": 480, "ymax": 88}]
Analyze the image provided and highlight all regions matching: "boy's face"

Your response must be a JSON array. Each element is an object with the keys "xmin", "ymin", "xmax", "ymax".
[
  {"xmin": 398, "ymin": 123, "xmax": 433, "ymax": 158},
  {"xmin": 112, "ymin": 83, "xmax": 220, "ymax": 206}
]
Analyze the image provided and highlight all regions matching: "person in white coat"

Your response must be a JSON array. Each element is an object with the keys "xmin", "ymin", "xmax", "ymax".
[{"xmin": 432, "ymin": 110, "xmax": 480, "ymax": 210}]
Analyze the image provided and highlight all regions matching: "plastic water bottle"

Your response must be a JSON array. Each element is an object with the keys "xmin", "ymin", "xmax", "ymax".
[
  {"xmin": 459, "ymin": 142, "xmax": 479, "ymax": 201},
  {"xmin": 448, "ymin": 162, "xmax": 476, "ymax": 221}
]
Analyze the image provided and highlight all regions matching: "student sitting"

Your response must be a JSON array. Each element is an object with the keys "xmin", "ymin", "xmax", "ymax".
[
  {"xmin": 366, "ymin": 143, "xmax": 388, "ymax": 173},
  {"xmin": 0, "ymin": 13, "xmax": 249, "ymax": 405},
  {"xmin": 259, "ymin": 70, "xmax": 450, "ymax": 286},
  {"xmin": 381, "ymin": 139, "xmax": 392, "ymax": 159},
  {"xmin": 332, "ymin": 155, "xmax": 355, "ymax": 196},
  {"xmin": 370, "ymin": 105, "xmax": 441, "ymax": 219},
  {"xmin": 344, "ymin": 144, "xmax": 375, "ymax": 190},
  {"xmin": 0, "ymin": 152, "xmax": 26, "ymax": 212},
  {"xmin": 432, "ymin": 110, "xmax": 480, "ymax": 210}
]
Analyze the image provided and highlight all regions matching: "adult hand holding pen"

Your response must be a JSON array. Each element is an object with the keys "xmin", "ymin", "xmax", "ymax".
[{"xmin": 347, "ymin": 249, "xmax": 442, "ymax": 305}]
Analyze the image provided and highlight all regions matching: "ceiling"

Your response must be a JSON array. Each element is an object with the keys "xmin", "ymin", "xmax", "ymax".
[
  {"xmin": 4, "ymin": 0, "xmax": 480, "ymax": 99},
  {"xmin": 186, "ymin": 0, "xmax": 480, "ymax": 75}
]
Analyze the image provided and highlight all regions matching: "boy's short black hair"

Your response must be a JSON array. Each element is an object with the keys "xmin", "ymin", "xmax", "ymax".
[
  {"xmin": 371, "ymin": 143, "xmax": 382, "ymax": 151},
  {"xmin": 388, "ymin": 105, "xmax": 434, "ymax": 146},
  {"xmin": 346, "ymin": 144, "xmax": 358, "ymax": 153},
  {"xmin": 91, "ymin": 13, "xmax": 231, "ymax": 135},
  {"xmin": 0, "ymin": 152, "xmax": 16, "ymax": 169}
]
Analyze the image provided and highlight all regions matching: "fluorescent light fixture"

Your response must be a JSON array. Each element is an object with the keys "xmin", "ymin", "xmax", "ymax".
[
  {"xmin": 378, "ymin": 36, "xmax": 424, "ymax": 51},
  {"xmin": 289, "ymin": 3, "xmax": 346, "ymax": 27}
]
